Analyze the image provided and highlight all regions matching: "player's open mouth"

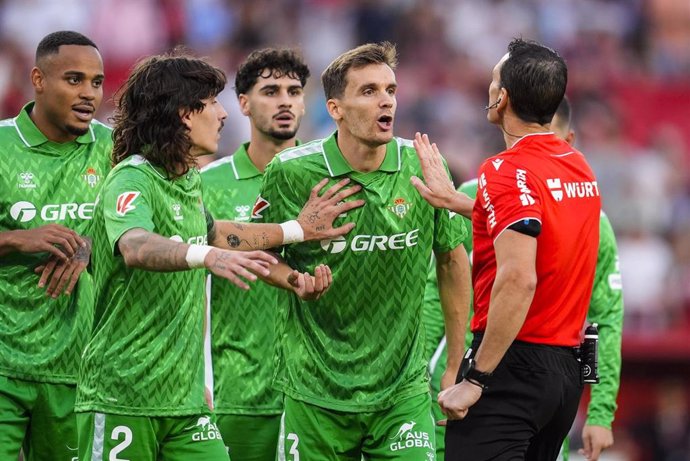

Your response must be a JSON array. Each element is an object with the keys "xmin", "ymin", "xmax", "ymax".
[
  {"xmin": 72, "ymin": 105, "xmax": 94, "ymax": 122},
  {"xmin": 377, "ymin": 114, "xmax": 393, "ymax": 131},
  {"xmin": 274, "ymin": 112, "xmax": 294, "ymax": 125}
]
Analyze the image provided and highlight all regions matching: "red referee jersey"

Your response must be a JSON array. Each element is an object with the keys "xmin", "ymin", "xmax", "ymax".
[{"xmin": 471, "ymin": 133, "xmax": 601, "ymax": 346}]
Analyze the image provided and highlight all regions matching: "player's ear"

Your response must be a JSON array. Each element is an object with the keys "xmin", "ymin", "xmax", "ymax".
[
  {"xmin": 180, "ymin": 108, "xmax": 193, "ymax": 130},
  {"xmin": 326, "ymin": 98, "xmax": 341, "ymax": 121},
  {"xmin": 31, "ymin": 67, "xmax": 44, "ymax": 93},
  {"xmin": 238, "ymin": 94, "xmax": 250, "ymax": 116}
]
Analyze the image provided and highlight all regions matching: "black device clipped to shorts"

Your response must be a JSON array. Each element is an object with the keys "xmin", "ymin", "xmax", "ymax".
[{"xmin": 580, "ymin": 323, "xmax": 600, "ymax": 384}]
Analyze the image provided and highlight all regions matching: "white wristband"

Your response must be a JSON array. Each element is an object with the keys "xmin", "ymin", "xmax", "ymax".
[
  {"xmin": 186, "ymin": 244, "xmax": 213, "ymax": 269},
  {"xmin": 280, "ymin": 220, "xmax": 305, "ymax": 245}
]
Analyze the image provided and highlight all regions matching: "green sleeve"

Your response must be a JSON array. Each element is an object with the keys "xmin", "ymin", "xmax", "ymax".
[
  {"xmin": 422, "ymin": 256, "xmax": 445, "ymax": 360},
  {"xmin": 457, "ymin": 179, "xmax": 478, "ymax": 255},
  {"xmin": 586, "ymin": 213, "xmax": 623, "ymax": 429},
  {"xmin": 101, "ymin": 168, "xmax": 154, "ymax": 255},
  {"xmin": 432, "ymin": 165, "xmax": 467, "ymax": 253}
]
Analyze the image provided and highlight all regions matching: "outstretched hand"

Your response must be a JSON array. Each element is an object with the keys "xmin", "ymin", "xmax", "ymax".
[
  {"xmin": 410, "ymin": 133, "xmax": 458, "ymax": 207},
  {"xmin": 410, "ymin": 132, "xmax": 474, "ymax": 217},
  {"xmin": 287, "ymin": 264, "xmax": 333, "ymax": 300},
  {"xmin": 205, "ymin": 248, "xmax": 278, "ymax": 290},
  {"xmin": 298, "ymin": 178, "xmax": 365, "ymax": 241}
]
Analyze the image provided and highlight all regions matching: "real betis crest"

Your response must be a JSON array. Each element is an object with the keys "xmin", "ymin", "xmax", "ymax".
[
  {"xmin": 389, "ymin": 197, "xmax": 411, "ymax": 218},
  {"xmin": 82, "ymin": 167, "xmax": 100, "ymax": 188}
]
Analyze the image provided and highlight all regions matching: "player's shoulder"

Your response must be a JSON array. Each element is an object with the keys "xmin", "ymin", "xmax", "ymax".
[
  {"xmin": 90, "ymin": 119, "xmax": 112, "ymax": 135},
  {"xmin": 275, "ymin": 138, "xmax": 324, "ymax": 164},
  {"xmin": 200, "ymin": 155, "xmax": 234, "ymax": 176},
  {"xmin": 0, "ymin": 116, "xmax": 21, "ymax": 141}
]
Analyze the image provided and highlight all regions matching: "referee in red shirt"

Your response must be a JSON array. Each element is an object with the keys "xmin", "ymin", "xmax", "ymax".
[{"xmin": 411, "ymin": 38, "xmax": 601, "ymax": 460}]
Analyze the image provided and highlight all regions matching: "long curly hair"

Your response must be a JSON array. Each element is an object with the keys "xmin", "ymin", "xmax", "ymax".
[{"xmin": 111, "ymin": 50, "xmax": 227, "ymax": 177}]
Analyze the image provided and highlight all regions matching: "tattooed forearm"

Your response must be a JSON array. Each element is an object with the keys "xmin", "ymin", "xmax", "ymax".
[
  {"xmin": 119, "ymin": 229, "xmax": 190, "ymax": 271},
  {"xmin": 227, "ymin": 234, "xmax": 241, "ymax": 248},
  {"xmin": 252, "ymin": 232, "xmax": 270, "ymax": 250}
]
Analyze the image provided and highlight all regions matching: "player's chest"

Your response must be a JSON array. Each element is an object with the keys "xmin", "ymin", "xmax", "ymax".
[
  {"xmin": 150, "ymin": 186, "xmax": 207, "ymax": 243},
  {"xmin": 2, "ymin": 150, "xmax": 108, "ymax": 227},
  {"xmin": 341, "ymin": 172, "xmax": 431, "ymax": 232}
]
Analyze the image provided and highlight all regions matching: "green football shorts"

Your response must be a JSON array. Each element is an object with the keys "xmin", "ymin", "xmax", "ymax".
[
  {"xmin": 0, "ymin": 375, "xmax": 78, "ymax": 461},
  {"xmin": 77, "ymin": 411, "xmax": 229, "ymax": 461},
  {"xmin": 216, "ymin": 413, "xmax": 281, "ymax": 461},
  {"xmin": 278, "ymin": 392, "xmax": 436, "ymax": 460}
]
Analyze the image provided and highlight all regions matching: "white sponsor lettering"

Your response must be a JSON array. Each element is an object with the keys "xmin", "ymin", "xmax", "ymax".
[
  {"xmin": 516, "ymin": 169, "xmax": 535, "ymax": 206},
  {"xmin": 547, "ymin": 178, "xmax": 599, "ymax": 201},
  {"xmin": 321, "ymin": 229, "xmax": 419, "ymax": 254},
  {"xmin": 388, "ymin": 421, "xmax": 434, "ymax": 455},
  {"xmin": 10, "ymin": 201, "xmax": 95, "ymax": 222},
  {"xmin": 563, "ymin": 181, "xmax": 600, "ymax": 199},
  {"xmin": 547, "ymin": 178, "xmax": 563, "ymax": 201}
]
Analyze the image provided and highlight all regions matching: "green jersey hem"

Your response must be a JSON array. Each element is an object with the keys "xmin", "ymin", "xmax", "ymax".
[
  {"xmin": 274, "ymin": 382, "xmax": 430, "ymax": 413},
  {"xmin": 0, "ymin": 368, "xmax": 76, "ymax": 385},
  {"xmin": 74, "ymin": 401, "xmax": 208, "ymax": 418}
]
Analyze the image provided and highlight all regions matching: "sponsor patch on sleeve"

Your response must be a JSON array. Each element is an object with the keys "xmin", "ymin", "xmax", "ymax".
[
  {"xmin": 251, "ymin": 196, "xmax": 270, "ymax": 219},
  {"xmin": 116, "ymin": 191, "xmax": 140, "ymax": 216},
  {"xmin": 608, "ymin": 273, "xmax": 622, "ymax": 290}
]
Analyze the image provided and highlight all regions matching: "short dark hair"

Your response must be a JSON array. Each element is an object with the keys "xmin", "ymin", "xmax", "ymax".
[
  {"xmin": 500, "ymin": 38, "xmax": 567, "ymax": 125},
  {"xmin": 234, "ymin": 48, "xmax": 310, "ymax": 96},
  {"xmin": 111, "ymin": 49, "xmax": 227, "ymax": 177},
  {"xmin": 35, "ymin": 31, "xmax": 98, "ymax": 63},
  {"xmin": 321, "ymin": 42, "xmax": 397, "ymax": 100}
]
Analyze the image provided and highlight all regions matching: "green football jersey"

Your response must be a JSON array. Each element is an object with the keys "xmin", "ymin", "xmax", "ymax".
[
  {"xmin": 75, "ymin": 155, "xmax": 210, "ymax": 416},
  {"xmin": 201, "ymin": 144, "xmax": 284, "ymax": 415},
  {"xmin": 256, "ymin": 133, "xmax": 465, "ymax": 412},
  {"xmin": 0, "ymin": 102, "xmax": 112, "ymax": 384}
]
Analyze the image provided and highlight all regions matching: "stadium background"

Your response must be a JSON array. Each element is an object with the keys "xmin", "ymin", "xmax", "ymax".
[{"xmin": 1, "ymin": 0, "xmax": 689, "ymax": 459}]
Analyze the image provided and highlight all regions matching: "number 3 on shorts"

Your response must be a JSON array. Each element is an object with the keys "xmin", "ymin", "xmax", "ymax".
[
  {"xmin": 287, "ymin": 433, "xmax": 300, "ymax": 461},
  {"xmin": 110, "ymin": 426, "xmax": 133, "ymax": 461}
]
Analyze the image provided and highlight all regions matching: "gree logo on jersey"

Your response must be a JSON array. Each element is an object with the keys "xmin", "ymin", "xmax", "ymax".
[
  {"xmin": 116, "ymin": 192, "xmax": 140, "ymax": 216},
  {"xmin": 10, "ymin": 201, "xmax": 95, "ymax": 222},
  {"xmin": 170, "ymin": 234, "xmax": 208, "ymax": 245},
  {"xmin": 321, "ymin": 229, "xmax": 419, "ymax": 254},
  {"xmin": 546, "ymin": 178, "xmax": 600, "ymax": 202},
  {"xmin": 252, "ymin": 196, "xmax": 270, "ymax": 219}
]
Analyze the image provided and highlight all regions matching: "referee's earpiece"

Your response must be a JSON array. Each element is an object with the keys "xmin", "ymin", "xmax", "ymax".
[{"xmin": 484, "ymin": 97, "xmax": 502, "ymax": 111}]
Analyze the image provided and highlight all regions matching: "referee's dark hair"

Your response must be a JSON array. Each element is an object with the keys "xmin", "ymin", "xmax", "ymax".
[{"xmin": 500, "ymin": 38, "xmax": 567, "ymax": 125}]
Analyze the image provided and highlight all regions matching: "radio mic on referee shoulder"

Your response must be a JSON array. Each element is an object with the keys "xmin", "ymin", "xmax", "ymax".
[
  {"xmin": 580, "ymin": 323, "xmax": 599, "ymax": 384},
  {"xmin": 484, "ymin": 97, "xmax": 502, "ymax": 111}
]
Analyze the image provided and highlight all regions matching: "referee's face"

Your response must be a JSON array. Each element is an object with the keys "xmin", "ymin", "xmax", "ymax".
[{"xmin": 32, "ymin": 45, "xmax": 104, "ymax": 143}]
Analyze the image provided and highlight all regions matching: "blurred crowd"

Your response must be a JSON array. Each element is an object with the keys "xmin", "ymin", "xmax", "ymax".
[{"xmin": 1, "ymin": 0, "xmax": 690, "ymax": 332}]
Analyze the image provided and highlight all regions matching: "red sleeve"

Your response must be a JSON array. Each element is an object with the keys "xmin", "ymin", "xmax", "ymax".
[{"xmin": 477, "ymin": 158, "xmax": 543, "ymax": 240}]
